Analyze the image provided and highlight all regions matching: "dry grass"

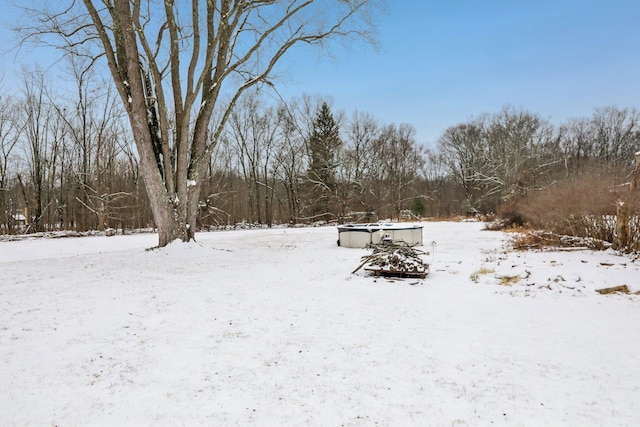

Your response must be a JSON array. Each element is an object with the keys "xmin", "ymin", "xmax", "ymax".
[
  {"xmin": 470, "ymin": 266, "xmax": 496, "ymax": 283},
  {"xmin": 495, "ymin": 166, "xmax": 639, "ymax": 252},
  {"xmin": 511, "ymin": 230, "xmax": 564, "ymax": 250},
  {"xmin": 511, "ymin": 230, "xmax": 610, "ymax": 251},
  {"xmin": 498, "ymin": 275, "xmax": 520, "ymax": 286}
]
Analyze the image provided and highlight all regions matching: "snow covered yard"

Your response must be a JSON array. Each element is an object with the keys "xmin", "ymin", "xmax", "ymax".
[{"xmin": 1, "ymin": 221, "xmax": 639, "ymax": 426}]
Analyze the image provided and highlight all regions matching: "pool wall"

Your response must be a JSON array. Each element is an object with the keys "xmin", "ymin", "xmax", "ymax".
[{"xmin": 337, "ymin": 224, "xmax": 423, "ymax": 248}]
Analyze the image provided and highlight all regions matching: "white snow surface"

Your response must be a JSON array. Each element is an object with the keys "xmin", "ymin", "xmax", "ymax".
[{"xmin": 1, "ymin": 221, "xmax": 639, "ymax": 426}]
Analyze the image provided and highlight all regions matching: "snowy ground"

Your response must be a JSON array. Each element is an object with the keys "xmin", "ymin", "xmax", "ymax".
[{"xmin": 1, "ymin": 221, "xmax": 639, "ymax": 426}]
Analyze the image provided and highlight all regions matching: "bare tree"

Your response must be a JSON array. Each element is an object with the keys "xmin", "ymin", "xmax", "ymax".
[
  {"xmin": 0, "ymin": 93, "xmax": 22, "ymax": 233},
  {"xmin": 439, "ymin": 107, "xmax": 559, "ymax": 214},
  {"xmin": 19, "ymin": 0, "xmax": 382, "ymax": 246},
  {"xmin": 16, "ymin": 69, "xmax": 67, "ymax": 232},
  {"xmin": 559, "ymin": 117, "xmax": 595, "ymax": 173},
  {"xmin": 228, "ymin": 91, "xmax": 281, "ymax": 226},
  {"xmin": 55, "ymin": 57, "xmax": 131, "ymax": 231},
  {"xmin": 416, "ymin": 147, "xmax": 453, "ymax": 217},
  {"xmin": 339, "ymin": 110, "xmax": 378, "ymax": 218},
  {"xmin": 270, "ymin": 93, "xmax": 329, "ymax": 224},
  {"xmin": 372, "ymin": 123, "xmax": 423, "ymax": 218},
  {"xmin": 345, "ymin": 110, "xmax": 378, "ymax": 185},
  {"xmin": 561, "ymin": 107, "xmax": 640, "ymax": 174},
  {"xmin": 272, "ymin": 102, "xmax": 307, "ymax": 224},
  {"xmin": 590, "ymin": 107, "xmax": 640, "ymax": 167},
  {"xmin": 201, "ymin": 132, "xmax": 241, "ymax": 227},
  {"xmin": 437, "ymin": 117, "xmax": 489, "ymax": 213}
]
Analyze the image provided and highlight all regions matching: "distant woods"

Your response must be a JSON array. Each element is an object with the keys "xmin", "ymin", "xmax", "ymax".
[{"xmin": 1, "ymin": 69, "xmax": 639, "ymax": 242}]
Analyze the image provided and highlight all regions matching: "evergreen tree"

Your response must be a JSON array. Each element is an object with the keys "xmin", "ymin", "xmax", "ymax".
[{"xmin": 307, "ymin": 102, "xmax": 342, "ymax": 220}]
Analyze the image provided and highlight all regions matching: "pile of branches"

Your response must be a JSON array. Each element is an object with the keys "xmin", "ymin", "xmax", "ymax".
[{"xmin": 353, "ymin": 241, "xmax": 429, "ymax": 278}]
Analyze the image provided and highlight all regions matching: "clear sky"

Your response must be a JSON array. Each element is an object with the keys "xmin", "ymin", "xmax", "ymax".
[
  {"xmin": 277, "ymin": 0, "xmax": 640, "ymax": 145},
  {"xmin": 1, "ymin": 1, "xmax": 638, "ymax": 146}
]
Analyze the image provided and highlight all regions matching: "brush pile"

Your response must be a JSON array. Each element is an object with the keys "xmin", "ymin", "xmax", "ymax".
[{"xmin": 354, "ymin": 242, "xmax": 429, "ymax": 278}]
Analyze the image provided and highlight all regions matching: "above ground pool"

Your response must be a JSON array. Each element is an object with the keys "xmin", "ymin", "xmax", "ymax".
[{"xmin": 337, "ymin": 223, "xmax": 423, "ymax": 248}]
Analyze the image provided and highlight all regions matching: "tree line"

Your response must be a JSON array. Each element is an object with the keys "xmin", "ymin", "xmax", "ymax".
[
  {"xmin": 1, "ymin": 69, "xmax": 639, "ymax": 235},
  {"xmin": 0, "ymin": 68, "xmax": 428, "ymax": 234},
  {"xmin": 438, "ymin": 105, "xmax": 640, "ymax": 214}
]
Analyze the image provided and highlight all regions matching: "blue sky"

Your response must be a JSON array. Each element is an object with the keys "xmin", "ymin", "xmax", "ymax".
[
  {"xmin": 1, "ymin": 1, "xmax": 638, "ymax": 146},
  {"xmin": 278, "ymin": 0, "xmax": 640, "ymax": 145}
]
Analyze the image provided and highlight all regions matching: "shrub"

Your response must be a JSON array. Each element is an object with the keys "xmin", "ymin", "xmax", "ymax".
[{"xmin": 496, "ymin": 165, "xmax": 639, "ymax": 250}]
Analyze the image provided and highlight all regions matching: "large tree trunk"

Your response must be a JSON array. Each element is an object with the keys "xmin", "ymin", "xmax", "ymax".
[
  {"xmin": 130, "ymin": 113, "xmax": 186, "ymax": 247},
  {"xmin": 186, "ymin": 185, "xmax": 201, "ymax": 241},
  {"xmin": 139, "ymin": 161, "xmax": 184, "ymax": 248}
]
